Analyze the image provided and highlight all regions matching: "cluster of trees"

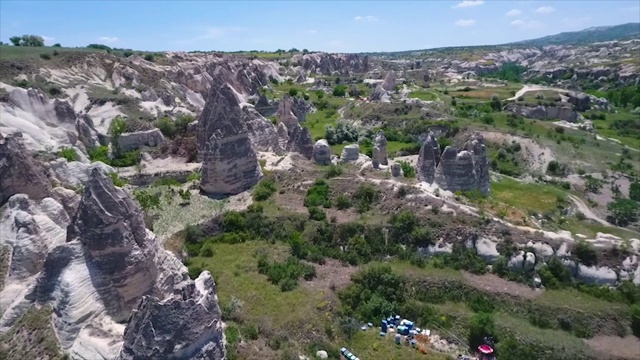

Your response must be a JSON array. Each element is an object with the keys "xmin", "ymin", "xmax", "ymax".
[
  {"xmin": 484, "ymin": 62, "xmax": 528, "ymax": 83},
  {"xmin": 601, "ymin": 85, "xmax": 640, "ymax": 108},
  {"xmin": 9, "ymin": 34, "xmax": 44, "ymax": 47}
]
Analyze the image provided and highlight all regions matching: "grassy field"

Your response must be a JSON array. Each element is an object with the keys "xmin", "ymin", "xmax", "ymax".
[
  {"xmin": 590, "ymin": 111, "xmax": 640, "ymax": 150},
  {"xmin": 560, "ymin": 218, "xmax": 639, "ymax": 241},
  {"xmin": 346, "ymin": 330, "xmax": 451, "ymax": 360},
  {"xmin": 0, "ymin": 44, "xmax": 151, "ymax": 60},
  {"xmin": 409, "ymin": 90, "xmax": 438, "ymax": 101},
  {"xmin": 491, "ymin": 177, "xmax": 567, "ymax": 214}
]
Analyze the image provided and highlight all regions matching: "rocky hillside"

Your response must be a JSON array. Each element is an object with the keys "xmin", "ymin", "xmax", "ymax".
[{"xmin": 508, "ymin": 22, "xmax": 640, "ymax": 47}]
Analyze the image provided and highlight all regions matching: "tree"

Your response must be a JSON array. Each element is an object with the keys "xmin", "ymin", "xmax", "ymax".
[
  {"xmin": 338, "ymin": 317, "xmax": 360, "ymax": 340},
  {"xmin": 10, "ymin": 34, "xmax": 45, "ymax": 47},
  {"xmin": 302, "ymin": 48, "xmax": 309, "ymax": 54},
  {"xmin": 144, "ymin": 53, "xmax": 154, "ymax": 62},
  {"xmin": 583, "ymin": 175, "xmax": 602, "ymax": 194},
  {"xmin": 607, "ymin": 198, "xmax": 639, "ymax": 226},
  {"xmin": 574, "ymin": 240, "xmax": 597, "ymax": 266},
  {"xmin": 332, "ymin": 85, "xmax": 347, "ymax": 97},
  {"xmin": 288, "ymin": 88, "xmax": 298, "ymax": 97},
  {"xmin": 490, "ymin": 94, "xmax": 502, "ymax": 111}
]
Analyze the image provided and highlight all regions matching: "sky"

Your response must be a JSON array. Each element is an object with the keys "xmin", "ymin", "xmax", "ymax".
[{"xmin": 1, "ymin": 0, "xmax": 639, "ymax": 53}]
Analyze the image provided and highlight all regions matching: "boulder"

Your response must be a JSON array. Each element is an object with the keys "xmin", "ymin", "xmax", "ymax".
[
  {"xmin": 567, "ymin": 92, "xmax": 590, "ymax": 112},
  {"xmin": 369, "ymin": 71, "xmax": 396, "ymax": 102},
  {"xmin": 416, "ymin": 132, "xmax": 440, "ymax": 183},
  {"xmin": 312, "ymin": 139, "xmax": 332, "ymax": 165},
  {"xmin": 117, "ymin": 129, "xmax": 165, "ymax": 152},
  {"xmin": 0, "ymin": 133, "xmax": 53, "ymax": 206},
  {"xmin": 316, "ymin": 350, "xmax": 328, "ymax": 359},
  {"xmin": 391, "ymin": 163, "xmax": 403, "ymax": 177},
  {"xmin": 197, "ymin": 81, "xmax": 263, "ymax": 196},
  {"xmin": 524, "ymin": 252, "xmax": 536, "ymax": 272},
  {"xmin": 475, "ymin": 237, "xmax": 500, "ymax": 262},
  {"xmin": 508, "ymin": 251, "xmax": 525, "ymax": 272},
  {"xmin": 339, "ymin": 144, "xmax": 360, "ymax": 164},
  {"xmin": 119, "ymin": 271, "xmax": 225, "ymax": 360},
  {"xmin": 372, "ymin": 131, "xmax": 388, "ymax": 168},
  {"xmin": 49, "ymin": 158, "xmax": 114, "ymax": 188}
]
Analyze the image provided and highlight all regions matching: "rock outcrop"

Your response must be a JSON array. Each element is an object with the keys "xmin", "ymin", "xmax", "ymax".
[
  {"xmin": 117, "ymin": 129, "xmax": 165, "ymax": 152},
  {"xmin": 291, "ymin": 53, "xmax": 369, "ymax": 76},
  {"xmin": 276, "ymin": 95, "xmax": 314, "ymax": 159},
  {"xmin": 339, "ymin": 144, "xmax": 360, "ymax": 164},
  {"xmin": 49, "ymin": 158, "xmax": 114, "ymax": 188},
  {"xmin": 416, "ymin": 132, "xmax": 440, "ymax": 184},
  {"xmin": 312, "ymin": 139, "xmax": 332, "ymax": 165},
  {"xmin": 119, "ymin": 271, "xmax": 225, "ymax": 360},
  {"xmin": 198, "ymin": 81, "xmax": 263, "ymax": 196},
  {"xmin": 391, "ymin": 163, "xmax": 403, "ymax": 177},
  {"xmin": 0, "ymin": 133, "xmax": 53, "ymax": 206},
  {"xmin": 506, "ymin": 103, "xmax": 578, "ymax": 122},
  {"xmin": 369, "ymin": 71, "xmax": 396, "ymax": 102},
  {"xmin": 434, "ymin": 132, "xmax": 490, "ymax": 195},
  {"xmin": 372, "ymin": 131, "xmax": 388, "ymax": 168}
]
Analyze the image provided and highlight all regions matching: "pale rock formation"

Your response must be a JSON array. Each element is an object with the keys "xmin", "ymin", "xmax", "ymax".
[
  {"xmin": 508, "ymin": 251, "xmax": 526, "ymax": 272},
  {"xmin": 49, "ymin": 158, "xmax": 114, "ymax": 188},
  {"xmin": 576, "ymin": 265, "xmax": 618, "ymax": 286},
  {"xmin": 312, "ymin": 139, "xmax": 332, "ymax": 165},
  {"xmin": 339, "ymin": 144, "xmax": 361, "ymax": 164},
  {"xmin": 434, "ymin": 132, "xmax": 490, "ymax": 195},
  {"xmin": 416, "ymin": 132, "xmax": 440, "ymax": 183},
  {"xmin": 198, "ymin": 81, "xmax": 263, "ymax": 196},
  {"xmin": 421, "ymin": 241, "xmax": 454, "ymax": 257},
  {"xmin": 372, "ymin": 131, "xmax": 388, "ymax": 168},
  {"xmin": 51, "ymin": 187, "xmax": 81, "ymax": 216},
  {"xmin": 277, "ymin": 95, "xmax": 301, "ymax": 130},
  {"xmin": 526, "ymin": 241, "xmax": 554, "ymax": 260},
  {"xmin": 506, "ymin": 103, "xmax": 579, "ymax": 123},
  {"xmin": 119, "ymin": 271, "xmax": 225, "ymax": 360},
  {"xmin": 0, "ymin": 133, "xmax": 53, "ymax": 205},
  {"xmin": 291, "ymin": 52, "xmax": 369, "ymax": 76},
  {"xmin": 474, "ymin": 237, "xmax": 500, "ymax": 262},
  {"xmin": 117, "ymin": 129, "xmax": 165, "ymax": 152},
  {"xmin": 524, "ymin": 252, "xmax": 536, "ymax": 272},
  {"xmin": 277, "ymin": 122, "xmax": 289, "ymax": 151},
  {"xmin": 369, "ymin": 71, "xmax": 396, "ymax": 102}
]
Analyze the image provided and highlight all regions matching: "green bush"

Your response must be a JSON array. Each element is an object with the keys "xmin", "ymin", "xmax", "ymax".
[
  {"xmin": 257, "ymin": 256, "xmax": 315, "ymax": 292},
  {"xmin": 632, "ymin": 304, "xmax": 640, "ymax": 337},
  {"xmin": 144, "ymin": 53, "xmax": 155, "ymax": 62},
  {"xmin": 185, "ymin": 224, "xmax": 204, "ymax": 243},
  {"xmin": 398, "ymin": 160, "xmax": 416, "ymax": 178},
  {"xmin": 108, "ymin": 172, "xmax": 127, "ymax": 187},
  {"xmin": 332, "ymin": 85, "xmax": 347, "ymax": 97},
  {"xmin": 58, "ymin": 147, "xmax": 78, "ymax": 162},
  {"xmin": 133, "ymin": 189, "xmax": 161, "ymax": 210},
  {"xmin": 325, "ymin": 164, "xmax": 343, "ymax": 178},
  {"xmin": 335, "ymin": 195, "xmax": 352, "ymax": 210},
  {"xmin": 253, "ymin": 179, "xmax": 278, "ymax": 201},
  {"xmin": 187, "ymin": 171, "xmax": 201, "ymax": 182},
  {"xmin": 354, "ymin": 184, "xmax": 379, "ymax": 213},
  {"xmin": 199, "ymin": 245, "xmax": 215, "ymax": 257},
  {"xmin": 304, "ymin": 179, "xmax": 331, "ymax": 207},
  {"xmin": 88, "ymin": 145, "xmax": 110, "ymax": 163},
  {"xmin": 467, "ymin": 313, "xmax": 497, "ymax": 350},
  {"xmin": 288, "ymin": 88, "xmax": 298, "ymax": 97},
  {"xmin": 308, "ymin": 206, "xmax": 327, "ymax": 221},
  {"xmin": 573, "ymin": 240, "xmax": 597, "ymax": 267},
  {"xmin": 110, "ymin": 150, "xmax": 140, "ymax": 167},
  {"xmin": 152, "ymin": 178, "xmax": 183, "ymax": 187}
]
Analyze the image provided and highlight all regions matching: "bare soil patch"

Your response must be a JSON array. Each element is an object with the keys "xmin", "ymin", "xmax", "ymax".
[
  {"xmin": 587, "ymin": 335, "xmax": 640, "ymax": 360},
  {"xmin": 301, "ymin": 259, "xmax": 358, "ymax": 293},
  {"xmin": 462, "ymin": 272, "xmax": 543, "ymax": 300}
]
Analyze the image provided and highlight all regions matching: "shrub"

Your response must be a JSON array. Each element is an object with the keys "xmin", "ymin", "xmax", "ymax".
[
  {"xmin": 288, "ymin": 88, "xmax": 298, "ymax": 97},
  {"xmin": 574, "ymin": 240, "xmax": 597, "ymax": 267},
  {"xmin": 325, "ymin": 164, "xmax": 343, "ymax": 178},
  {"xmin": 52, "ymin": 43, "xmax": 61, "ymax": 47},
  {"xmin": 304, "ymin": 179, "xmax": 331, "ymax": 207},
  {"xmin": 58, "ymin": 147, "xmax": 78, "ymax": 162},
  {"xmin": 480, "ymin": 114, "xmax": 494, "ymax": 125},
  {"xmin": 303, "ymin": 93, "xmax": 310, "ymax": 101},
  {"xmin": 40, "ymin": 53, "xmax": 51, "ymax": 60},
  {"xmin": 185, "ymin": 224, "xmax": 204, "ymax": 243},
  {"xmin": 308, "ymin": 206, "xmax": 327, "ymax": 221},
  {"xmin": 178, "ymin": 189, "xmax": 191, "ymax": 203},
  {"xmin": 187, "ymin": 171, "xmax": 201, "ymax": 182},
  {"xmin": 253, "ymin": 178, "xmax": 277, "ymax": 201},
  {"xmin": 332, "ymin": 85, "xmax": 347, "ymax": 97},
  {"xmin": 546, "ymin": 160, "xmax": 568, "ymax": 177},
  {"xmin": 48, "ymin": 86, "xmax": 62, "ymax": 96},
  {"xmin": 133, "ymin": 189, "xmax": 161, "ymax": 210},
  {"xmin": 144, "ymin": 53, "xmax": 154, "ymax": 62},
  {"xmin": 336, "ymin": 195, "xmax": 352, "ymax": 210},
  {"xmin": 157, "ymin": 117, "xmax": 177, "ymax": 138},
  {"xmin": 607, "ymin": 198, "xmax": 639, "ymax": 226},
  {"xmin": 199, "ymin": 245, "xmax": 214, "ymax": 257},
  {"xmin": 108, "ymin": 172, "xmax": 128, "ymax": 187},
  {"xmin": 632, "ymin": 304, "xmax": 640, "ymax": 337},
  {"xmin": 187, "ymin": 264, "xmax": 202, "ymax": 279},
  {"xmin": 467, "ymin": 313, "xmax": 496, "ymax": 350},
  {"xmin": 152, "ymin": 178, "xmax": 183, "ymax": 187},
  {"xmin": 398, "ymin": 160, "xmax": 416, "ymax": 178},
  {"xmin": 354, "ymin": 184, "xmax": 379, "ymax": 213}
]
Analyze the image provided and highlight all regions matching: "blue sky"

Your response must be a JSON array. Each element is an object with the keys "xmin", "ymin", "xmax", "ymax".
[{"xmin": 1, "ymin": 1, "xmax": 639, "ymax": 52}]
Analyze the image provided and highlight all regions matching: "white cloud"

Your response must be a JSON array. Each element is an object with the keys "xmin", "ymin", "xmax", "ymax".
[
  {"xmin": 455, "ymin": 19, "xmax": 477, "ymax": 27},
  {"xmin": 98, "ymin": 36, "xmax": 118, "ymax": 43},
  {"xmin": 511, "ymin": 19, "xmax": 546, "ymax": 30},
  {"xmin": 306, "ymin": 30, "xmax": 318, "ymax": 34},
  {"xmin": 452, "ymin": 0, "xmax": 484, "ymax": 9},
  {"xmin": 355, "ymin": 15, "xmax": 378, "ymax": 22},
  {"xmin": 506, "ymin": 9, "xmax": 522, "ymax": 17},
  {"xmin": 535, "ymin": 6, "xmax": 555, "ymax": 14}
]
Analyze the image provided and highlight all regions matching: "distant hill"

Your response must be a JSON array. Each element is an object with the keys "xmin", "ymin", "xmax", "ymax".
[{"xmin": 506, "ymin": 22, "xmax": 640, "ymax": 47}]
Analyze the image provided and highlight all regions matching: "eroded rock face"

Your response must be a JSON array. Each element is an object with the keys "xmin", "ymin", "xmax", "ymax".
[
  {"xmin": 0, "ymin": 133, "xmax": 53, "ymax": 206},
  {"xmin": 312, "ymin": 139, "xmax": 332, "ymax": 165},
  {"xmin": 416, "ymin": 132, "xmax": 440, "ymax": 183},
  {"xmin": 198, "ymin": 82, "xmax": 263, "ymax": 196},
  {"xmin": 119, "ymin": 271, "xmax": 225, "ymax": 360},
  {"xmin": 277, "ymin": 95, "xmax": 301, "ymax": 130},
  {"xmin": 291, "ymin": 53, "xmax": 369, "ymax": 76},
  {"xmin": 369, "ymin": 71, "xmax": 396, "ymax": 102},
  {"xmin": 117, "ymin": 129, "xmax": 165, "ymax": 152},
  {"xmin": 49, "ymin": 158, "xmax": 114, "ymax": 188},
  {"xmin": 391, "ymin": 163, "xmax": 403, "ymax": 177},
  {"xmin": 433, "ymin": 132, "xmax": 490, "ymax": 195},
  {"xmin": 372, "ymin": 131, "xmax": 388, "ymax": 168},
  {"xmin": 506, "ymin": 103, "xmax": 579, "ymax": 122},
  {"xmin": 66, "ymin": 169, "xmax": 159, "ymax": 319}
]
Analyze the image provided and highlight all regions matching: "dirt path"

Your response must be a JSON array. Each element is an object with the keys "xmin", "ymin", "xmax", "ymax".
[
  {"xmin": 506, "ymin": 84, "xmax": 568, "ymax": 101},
  {"xmin": 462, "ymin": 272, "xmax": 543, "ymax": 300},
  {"xmin": 567, "ymin": 194, "xmax": 611, "ymax": 226},
  {"xmin": 587, "ymin": 335, "xmax": 640, "ymax": 360}
]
